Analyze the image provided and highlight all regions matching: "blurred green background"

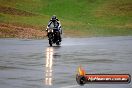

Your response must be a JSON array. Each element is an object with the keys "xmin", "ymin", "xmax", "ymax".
[{"xmin": 0, "ymin": 0, "xmax": 132, "ymax": 38}]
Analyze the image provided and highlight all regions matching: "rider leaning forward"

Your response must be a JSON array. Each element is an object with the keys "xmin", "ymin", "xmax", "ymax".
[{"xmin": 46, "ymin": 15, "xmax": 62, "ymax": 41}]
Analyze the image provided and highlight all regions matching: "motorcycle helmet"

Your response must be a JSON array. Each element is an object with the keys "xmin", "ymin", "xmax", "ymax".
[{"xmin": 52, "ymin": 15, "xmax": 56, "ymax": 21}]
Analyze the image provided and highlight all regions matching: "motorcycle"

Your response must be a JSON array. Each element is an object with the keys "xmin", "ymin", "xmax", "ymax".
[{"xmin": 47, "ymin": 27, "xmax": 61, "ymax": 46}]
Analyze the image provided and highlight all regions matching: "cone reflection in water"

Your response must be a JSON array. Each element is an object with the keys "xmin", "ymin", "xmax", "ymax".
[{"xmin": 45, "ymin": 47, "xmax": 54, "ymax": 85}]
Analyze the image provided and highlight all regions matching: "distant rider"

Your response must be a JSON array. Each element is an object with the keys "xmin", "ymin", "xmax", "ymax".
[{"xmin": 46, "ymin": 15, "xmax": 62, "ymax": 41}]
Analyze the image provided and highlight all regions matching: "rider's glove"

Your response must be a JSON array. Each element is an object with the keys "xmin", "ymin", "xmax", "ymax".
[{"xmin": 46, "ymin": 26, "xmax": 49, "ymax": 32}]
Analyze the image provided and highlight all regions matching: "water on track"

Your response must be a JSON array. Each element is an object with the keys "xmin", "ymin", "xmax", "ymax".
[{"xmin": 0, "ymin": 36, "xmax": 132, "ymax": 88}]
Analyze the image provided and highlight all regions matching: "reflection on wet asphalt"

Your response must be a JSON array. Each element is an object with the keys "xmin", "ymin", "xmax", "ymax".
[
  {"xmin": 0, "ymin": 36, "xmax": 132, "ymax": 88},
  {"xmin": 45, "ymin": 47, "xmax": 53, "ymax": 86}
]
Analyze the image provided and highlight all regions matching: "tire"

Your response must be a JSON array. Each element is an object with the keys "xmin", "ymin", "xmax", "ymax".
[
  {"xmin": 49, "ymin": 39, "xmax": 52, "ymax": 46},
  {"xmin": 56, "ymin": 41, "xmax": 60, "ymax": 46},
  {"xmin": 48, "ymin": 35, "xmax": 53, "ymax": 46}
]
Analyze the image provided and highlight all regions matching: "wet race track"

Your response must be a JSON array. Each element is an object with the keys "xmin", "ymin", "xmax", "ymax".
[{"xmin": 0, "ymin": 36, "xmax": 132, "ymax": 88}]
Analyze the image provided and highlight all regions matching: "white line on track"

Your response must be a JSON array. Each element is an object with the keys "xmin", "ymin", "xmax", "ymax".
[{"xmin": 60, "ymin": 85, "xmax": 79, "ymax": 88}]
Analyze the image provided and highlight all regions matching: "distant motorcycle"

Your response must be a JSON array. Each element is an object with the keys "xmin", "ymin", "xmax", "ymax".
[{"xmin": 47, "ymin": 27, "xmax": 61, "ymax": 46}]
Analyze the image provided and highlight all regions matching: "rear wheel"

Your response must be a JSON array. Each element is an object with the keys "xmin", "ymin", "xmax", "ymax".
[{"xmin": 56, "ymin": 41, "xmax": 61, "ymax": 46}]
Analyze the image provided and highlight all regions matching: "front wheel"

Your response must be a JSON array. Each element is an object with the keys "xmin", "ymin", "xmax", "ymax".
[
  {"xmin": 49, "ymin": 39, "xmax": 52, "ymax": 46},
  {"xmin": 48, "ymin": 33, "xmax": 53, "ymax": 46}
]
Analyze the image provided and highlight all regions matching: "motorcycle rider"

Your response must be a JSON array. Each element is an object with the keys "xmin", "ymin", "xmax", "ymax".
[{"xmin": 46, "ymin": 15, "xmax": 62, "ymax": 42}]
